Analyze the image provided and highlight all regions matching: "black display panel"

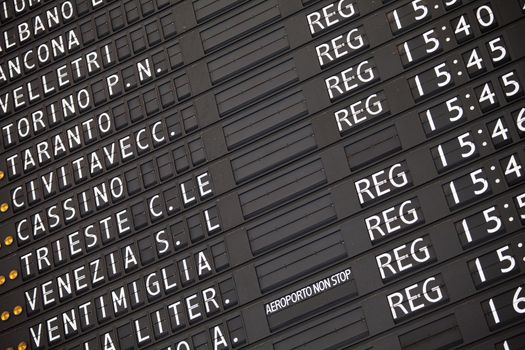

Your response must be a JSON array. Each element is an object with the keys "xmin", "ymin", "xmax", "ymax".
[{"xmin": 0, "ymin": 0, "xmax": 524, "ymax": 349}]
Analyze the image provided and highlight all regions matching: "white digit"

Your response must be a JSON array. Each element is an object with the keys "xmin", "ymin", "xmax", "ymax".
[
  {"xmin": 517, "ymin": 193, "xmax": 525, "ymax": 222},
  {"xmin": 501, "ymin": 72, "xmax": 521, "ymax": 97},
  {"xmin": 455, "ymin": 15, "xmax": 471, "ymax": 37},
  {"xmin": 516, "ymin": 108, "xmax": 525, "ymax": 132},
  {"xmin": 449, "ymin": 181, "xmax": 460, "ymax": 204},
  {"xmin": 466, "ymin": 49, "xmax": 484, "ymax": 70},
  {"xmin": 488, "ymin": 37, "xmax": 507, "ymax": 63},
  {"xmin": 425, "ymin": 109, "xmax": 436, "ymax": 131},
  {"xmin": 479, "ymin": 83, "xmax": 497, "ymax": 105},
  {"xmin": 505, "ymin": 155, "xmax": 523, "ymax": 178},
  {"xmin": 437, "ymin": 144, "xmax": 448, "ymax": 167},
  {"xmin": 475, "ymin": 258, "xmax": 487, "ymax": 282},
  {"xmin": 446, "ymin": 97, "xmax": 464, "ymax": 122},
  {"xmin": 435, "ymin": 63, "xmax": 451, "ymax": 87},
  {"xmin": 403, "ymin": 41, "xmax": 414, "ymax": 62},
  {"xmin": 483, "ymin": 207, "xmax": 501, "ymax": 234},
  {"xmin": 412, "ymin": 0, "xmax": 429, "ymax": 20},
  {"xmin": 392, "ymin": 10, "xmax": 402, "ymax": 30},
  {"xmin": 458, "ymin": 133, "xmax": 476, "ymax": 158},
  {"xmin": 414, "ymin": 75, "xmax": 425, "ymax": 97},
  {"xmin": 476, "ymin": 5, "xmax": 495, "ymax": 28},
  {"xmin": 496, "ymin": 246, "xmax": 516, "ymax": 274},
  {"xmin": 461, "ymin": 219, "xmax": 473, "ymax": 242},
  {"xmin": 492, "ymin": 118, "xmax": 509, "ymax": 141},
  {"xmin": 423, "ymin": 29, "xmax": 440, "ymax": 53},
  {"xmin": 513, "ymin": 286, "xmax": 525, "ymax": 314},
  {"xmin": 489, "ymin": 298, "xmax": 500, "ymax": 324},
  {"xmin": 470, "ymin": 169, "xmax": 488, "ymax": 195}
]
